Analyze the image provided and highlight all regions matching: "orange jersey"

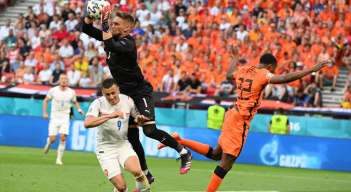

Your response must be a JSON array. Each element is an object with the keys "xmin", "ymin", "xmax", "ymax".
[{"xmin": 234, "ymin": 66, "xmax": 273, "ymax": 118}]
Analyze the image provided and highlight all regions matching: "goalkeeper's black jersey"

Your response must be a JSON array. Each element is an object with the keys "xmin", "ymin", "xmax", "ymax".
[{"xmin": 81, "ymin": 20, "xmax": 152, "ymax": 95}]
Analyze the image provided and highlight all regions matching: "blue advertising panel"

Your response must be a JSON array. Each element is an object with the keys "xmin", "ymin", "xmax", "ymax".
[
  {"xmin": 238, "ymin": 133, "xmax": 351, "ymax": 172},
  {"xmin": 1, "ymin": 97, "xmax": 351, "ymax": 139},
  {"xmin": 0, "ymin": 115, "xmax": 48, "ymax": 148},
  {"xmin": 1, "ymin": 115, "xmax": 351, "ymax": 172}
]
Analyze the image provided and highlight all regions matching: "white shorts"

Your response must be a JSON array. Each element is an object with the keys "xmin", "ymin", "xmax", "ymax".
[
  {"xmin": 96, "ymin": 141, "xmax": 138, "ymax": 180},
  {"xmin": 48, "ymin": 117, "xmax": 70, "ymax": 136}
]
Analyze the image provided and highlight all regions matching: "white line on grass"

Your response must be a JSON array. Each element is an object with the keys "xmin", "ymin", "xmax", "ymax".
[{"xmin": 164, "ymin": 191, "xmax": 279, "ymax": 192}]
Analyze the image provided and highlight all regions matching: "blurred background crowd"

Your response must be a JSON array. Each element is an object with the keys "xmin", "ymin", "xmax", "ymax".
[{"xmin": 0, "ymin": 0, "xmax": 351, "ymax": 108}]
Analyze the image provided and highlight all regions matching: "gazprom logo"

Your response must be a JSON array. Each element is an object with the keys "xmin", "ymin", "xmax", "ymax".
[
  {"xmin": 259, "ymin": 136, "xmax": 321, "ymax": 169},
  {"xmin": 70, "ymin": 121, "xmax": 96, "ymax": 152},
  {"xmin": 260, "ymin": 136, "xmax": 279, "ymax": 166}
]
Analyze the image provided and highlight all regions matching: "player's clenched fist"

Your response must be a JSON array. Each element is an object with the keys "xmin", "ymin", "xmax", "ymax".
[{"xmin": 135, "ymin": 115, "xmax": 150, "ymax": 125}]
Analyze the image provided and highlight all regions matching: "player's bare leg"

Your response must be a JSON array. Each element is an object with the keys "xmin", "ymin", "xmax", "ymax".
[
  {"xmin": 207, "ymin": 153, "xmax": 236, "ymax": 192},
  {"xmin": 56, "ymin": 134, "xmax": 66, "ymax": 165},
  {"xmin": 124, "ymin": 156, "xmax": 150, "ymax": 192},
  {"xmin": 110, "ymin": 175, "xmax": 127, "ymax": 192},
  {"xmin": 206, "ymin": 145, "xmax": 222, "ymax": 160},
  {"xmin": 158, "ymin": 132, "xmax": 222, "ymax": 160},
  {"xmin": 43, "ymin": 135, "xmax": 56, "ymax": 154}
]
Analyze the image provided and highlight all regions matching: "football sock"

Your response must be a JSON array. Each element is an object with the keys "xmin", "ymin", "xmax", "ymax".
[
  {"xmin": 179, "ymin": 147, "xmax": 188, "ymax": 155},
  {"xmin": 178, "ymin": 138, "xmax": 211, "ymax": 156},
  {"xmin": 128, "ymin": 129, "xmax": 148, "ymax": 171},
  {"xmin": 207, "ymin": 166, "xmax": 228, "ymax": 192},
  {"xmin": 57, "ymin": 141, "xmax": 66, "ymax": 161},
  {"xmin": 143, "ymin": 124, "xmax": 179, "ymax": 151},
  {"xmin": 135, "ymin": 173, "xmax": 150, "ymax": 190},
  {"xmin": 44, "ymin": 137, "xmax": 51, "ymax": 151}
]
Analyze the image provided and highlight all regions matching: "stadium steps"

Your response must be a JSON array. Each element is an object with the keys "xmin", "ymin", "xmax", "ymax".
[
  {"xmin": 322, "ymin": 67, "xmax": 349, "ymax": 107},
  {"xmin": 0, "ymin": 0, "xmax": 39, "ymax": 26}
]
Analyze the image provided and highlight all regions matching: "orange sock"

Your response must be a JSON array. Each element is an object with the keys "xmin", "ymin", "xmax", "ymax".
[
  {"xmin": 178, "ymin": 138, "xmax": 210, "ymax": 155},
  {"xmin": 206, "ymin": 173, "xmax": 222, "ymax": 192},
  {"xmin": 206, "ymin": 166, "xmax": 228, "ymax": 192}
]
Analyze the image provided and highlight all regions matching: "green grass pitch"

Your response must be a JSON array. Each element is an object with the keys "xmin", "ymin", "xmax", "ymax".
[{"xmin": 0, "ymin": 146, "xmax": 350, "ymax": 192}]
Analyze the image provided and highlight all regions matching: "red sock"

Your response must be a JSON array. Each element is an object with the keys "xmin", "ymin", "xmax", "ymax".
[
  {"xmin": 207, "ymin": 173, "xmax": 222, "ymax": 192},
  {"xmin": 178, "ymin": 138, "xmax": 210, "ymax": 155}
]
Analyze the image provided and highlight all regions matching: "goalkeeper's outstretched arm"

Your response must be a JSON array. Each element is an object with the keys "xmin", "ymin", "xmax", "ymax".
[{"xmin": 81, "ymin": 17, "xmax": 103, "ymax": 41}]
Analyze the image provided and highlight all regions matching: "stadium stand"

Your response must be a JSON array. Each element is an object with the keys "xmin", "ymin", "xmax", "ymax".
[{"xmin": 0, "ymin": 0, "xmax": 350, "ymax": 108}]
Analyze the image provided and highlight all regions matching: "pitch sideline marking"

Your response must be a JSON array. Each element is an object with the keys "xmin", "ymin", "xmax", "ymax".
[{"xmin": 165, "ymin": 191, "xmax": 279, "ymax": 192}]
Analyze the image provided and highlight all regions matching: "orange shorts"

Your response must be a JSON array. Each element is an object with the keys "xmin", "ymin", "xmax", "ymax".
[{"xmin": 218, "ymin": 108, "xmax": 250, "ymax": 157}]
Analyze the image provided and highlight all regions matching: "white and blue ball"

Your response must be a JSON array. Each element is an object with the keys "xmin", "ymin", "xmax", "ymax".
[{"xmin": 86, "ymin": 0, "xmax": 111, "ymax": 20}]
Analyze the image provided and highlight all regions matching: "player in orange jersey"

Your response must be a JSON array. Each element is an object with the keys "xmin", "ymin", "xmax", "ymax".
[{"xmin": 158, "ymin": 53, "xmax": 330, "ymax": 191}]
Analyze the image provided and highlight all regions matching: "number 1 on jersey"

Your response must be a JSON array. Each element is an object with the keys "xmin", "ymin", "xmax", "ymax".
[{"xmin": 117, "ymin": 120, "xmax": 122, "ymax": 130}]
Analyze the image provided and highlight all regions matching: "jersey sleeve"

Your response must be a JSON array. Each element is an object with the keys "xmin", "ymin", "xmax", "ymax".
[
  {"xmin": 71, "ymin": 90, "xmax": 77, "ymax": 102},
  {"xmin": 81, "ymin": 20, "xmax": 103, "ymax": 41},
  {"xmin": 46, "ymin": 88, "xmax": 54, "ymax": 99},
  {"xmin": 127, "ymin": 97, "xmax": 140, "ymax": 118},
  {"xmin": 86, "ymin": 100, "xmax": 100, "ymax": 117}
]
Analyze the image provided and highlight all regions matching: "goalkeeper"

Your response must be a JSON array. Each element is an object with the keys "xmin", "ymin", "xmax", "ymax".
[{"xmin": 80, "ymin": 3, "xmax": 192, "ymax": 184}]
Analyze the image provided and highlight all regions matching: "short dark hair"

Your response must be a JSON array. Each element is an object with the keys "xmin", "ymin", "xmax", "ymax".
[
  {"xmin": 114, "ymin": 11, "xmax": 136, "ymax": 25},
  {"xmin": 260, "ymin": 53, "xmax": 277, "ymax": 66},
  {"xmin": 277, "ymin": 108, "xmax": 284, "ymax": 114},
  {"xmin": 102, "ymin": 78, "xmax": 117, "ymax": 89}
]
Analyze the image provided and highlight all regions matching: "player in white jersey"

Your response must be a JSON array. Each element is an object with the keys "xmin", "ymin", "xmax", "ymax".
[
  {"xmin": 84, "ymin": 78, "xmax": 150, "ymax": 192},
  {"xmin": 42, "ymin": 74, "xmax": 84, "ymax": 165}
]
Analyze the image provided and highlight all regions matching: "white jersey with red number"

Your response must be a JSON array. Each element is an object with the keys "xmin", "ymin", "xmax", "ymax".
[{"xmin": 47, "ymin": 86, "xmax": 77, "ymax": 119}]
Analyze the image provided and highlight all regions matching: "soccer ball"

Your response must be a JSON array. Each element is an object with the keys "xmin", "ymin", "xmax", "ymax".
[{"xmin": 86, "ymin": 0, "xmax": 111, "ymax": 20}]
